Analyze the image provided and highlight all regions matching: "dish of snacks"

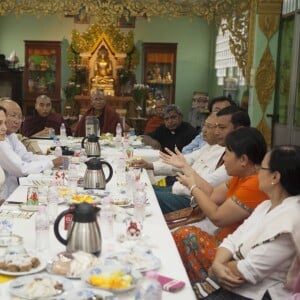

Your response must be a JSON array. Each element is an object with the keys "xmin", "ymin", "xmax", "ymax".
[
  {"xmin": 0, "ymin": 234, "xmax": 22, "ymax": 248},
  {"xmin": 9, "ymin": 274, "xmax": 73, "ymax": 299},
  {"xmin": 47, "ymin": 251, "xmax": 100, "ymax": 279},
  {"xmin": 111, "ymin": 197, "xmax": 131, "ymax": 207},
  {"xmin": 104, "ymin": 250, "xmax": 161, "ymax": 273},
  {"xmin": 70, "ymin": 194, "xmax": 99, "ymax": 204},
  {"xmin": 57, "ymin": 288, "xmax": 114, "ymax": 300},
  {"xmin": 0, "ymin": 252, "xmax": 46, "ymax": 276},
  {"xmin": 82, "ymin": 265, "xmax": 137, "ymax": 293}
]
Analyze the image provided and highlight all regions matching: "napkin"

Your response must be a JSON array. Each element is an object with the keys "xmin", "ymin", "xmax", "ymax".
[{"xmin": 145, "ymin": 271, "xmax": 185, "ymax": 292}]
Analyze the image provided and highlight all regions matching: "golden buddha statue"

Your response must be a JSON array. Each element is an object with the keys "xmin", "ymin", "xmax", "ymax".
[{"xmin": 91, "ymin": 45, "xmax": 115, "ymax": 96}]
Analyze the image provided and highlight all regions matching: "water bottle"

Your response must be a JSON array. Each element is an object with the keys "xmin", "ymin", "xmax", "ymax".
[
  {"xmin": 47, "ymin": 180, "xmax": 59, "ymax": 224},
  {"xmin": 60, "ymin": 123, "xmax": 67, "ymax": 146},
  {"xmin": 67, "ymin": 163, "xmax": 78, "ymax": 189},
  {"xmin": 135, "ymin": 275, "xmax": 162, "ymax": 300},
  {"xmin": 129, "ymin": 128, "xmax": 136, "ymax": 136},
  {"xmin": 54, "ymin": 145, "xmax": 62, "ymax": 157},
  {"xmin": 133, "ymin": 182, "xmax": 146, "ymax": 223},
  {"xmin": 100, "ymin": 197, "xmax": 114, "ymax": 239},
  {"xmin": 53, "ymin": 139, "xmax": 63, "ymax": 157},
  {"xmin": 79, "ymin": 148, "xmax": 87, "ymax": 162},
  {"xmin": 115, "ymin": 154, "xmax": 127, "ymax": 191},
  {"xmin": 115, "ymin": 123, "xmax": 122, "ymax": 146},
  {"xmin": 35, "ymin": 205, "xmax": 49, "ymax": 253},
  {"xmin": 60, "ymin": 123, "xmax": 66, "ymax": 138}
]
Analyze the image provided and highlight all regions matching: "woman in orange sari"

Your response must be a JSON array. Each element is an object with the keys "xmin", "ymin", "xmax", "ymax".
[{"xmin": 172, "ymin": 127, "xmax": 268, "ymax": 283}]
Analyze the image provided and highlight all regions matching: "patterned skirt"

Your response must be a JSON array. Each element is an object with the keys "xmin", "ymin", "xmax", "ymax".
[{"xmin": 172, "ymin": 225, "xmax": 221, "ymax": 284}]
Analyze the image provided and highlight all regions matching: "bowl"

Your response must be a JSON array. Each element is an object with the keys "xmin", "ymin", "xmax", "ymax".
[{"xmin": 0, "ymin": 234, "xmax": 23, "ymax": 248}]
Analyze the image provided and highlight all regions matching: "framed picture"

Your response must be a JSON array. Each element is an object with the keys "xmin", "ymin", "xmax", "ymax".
[
  {"xmin": 117, "ymin": 16, "xmax": 136, "ymax": 28},
  {"xmin": 74, "ymin": 6, "xmax": 90, "ymax": 24}
]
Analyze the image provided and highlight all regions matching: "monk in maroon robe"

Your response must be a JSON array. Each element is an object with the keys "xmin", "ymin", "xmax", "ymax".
[
  {"xmin": 21, "ymin": 95, "xmax": 71, "ymax": 137},
  {"xmin": 73, "ymin": 89, "xmax": 122, "ymax": 137}
]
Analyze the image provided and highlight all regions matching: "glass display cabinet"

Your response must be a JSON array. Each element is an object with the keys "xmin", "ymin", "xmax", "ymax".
[
  {"xmin": 23, "ymin": 40, "xmax": 61, "ymax": 114},
  {"xmin": 143, "ymin": 43, "xmax": 177, "ymax": 103}
]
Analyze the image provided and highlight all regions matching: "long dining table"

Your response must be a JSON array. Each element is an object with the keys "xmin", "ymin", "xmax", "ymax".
[{"xmin": 0, "ymin": 137, "xmax": 196, "ymax": 300}]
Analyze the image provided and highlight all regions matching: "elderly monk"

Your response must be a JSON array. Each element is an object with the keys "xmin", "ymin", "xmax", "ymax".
[
  {"xmin": 21, "ymin": 94, "xmax": 71, "ymax": 137},
  {"xmin": 73, "ymin": 89, "xmax": 122, "ymax": 137}
]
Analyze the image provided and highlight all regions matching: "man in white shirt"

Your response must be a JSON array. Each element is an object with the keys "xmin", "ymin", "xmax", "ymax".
[
  {"xmin": 135, "ymin": 106, "xmax": 251, "ymax": 214},
  {"xmin": 136, "ymin": 113, "xmax": 229, "ymax": 213},
  {"xmin": 0, "ymin": 100, "xmax": 64, "ymax": 199}
]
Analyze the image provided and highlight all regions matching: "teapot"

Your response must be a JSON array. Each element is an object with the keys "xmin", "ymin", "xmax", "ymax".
[
  {"xmin": 54, "ymin": 203, "xmax": 101, "ymax": 256},
  {"xmin": 81, "ymin": 134, "xmax": 101, "ymax": 157},
  {"xmin": 83, "ymin": 157, "xmax": 113, "ymax": 189}
]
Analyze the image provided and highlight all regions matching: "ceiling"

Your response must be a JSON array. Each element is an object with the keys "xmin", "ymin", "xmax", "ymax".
[{"xmin": 0, "ymin": 0, "xmax": 250, "ymax": 27}]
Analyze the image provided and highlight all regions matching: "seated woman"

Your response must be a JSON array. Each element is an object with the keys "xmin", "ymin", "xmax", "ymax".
[
  {"xmin": 172, "ymin": 127, "xmax": 269, "ymax": 283},
  {"xmin": 203, "ymin": 145, "xmax": 300, "ymax": 300}
]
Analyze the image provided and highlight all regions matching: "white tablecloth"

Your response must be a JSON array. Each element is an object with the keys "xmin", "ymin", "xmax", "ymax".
[
  {"xmin": 35, "ymin": 137, "xmax": 160, "ymax": 163},
  {"xmin": 0, "ymin": 140, "xmax": 195, "ymax": 300}
]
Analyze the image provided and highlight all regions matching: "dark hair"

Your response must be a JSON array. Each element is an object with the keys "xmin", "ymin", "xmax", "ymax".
[
  {"xmin": 225, "ymin": 127, "xmax": 267, "ymax": 164},
  {"xmin": 208, "ymin": 96, "xmax": 236, "ymax": 113},
  {"xmin": 0, "ymin": 106, "xmax": 7, "ymax": 114},
  {"xmin": 217, "ymin": 106, "xmax": 251, "ymax": 128},
  {"xmin": 268, "ymin": 145, "xmax": 300, "ymax": 196},
  {"xmin": 163, "ymin": 104, "xmax": 183, "ymax": 116}
]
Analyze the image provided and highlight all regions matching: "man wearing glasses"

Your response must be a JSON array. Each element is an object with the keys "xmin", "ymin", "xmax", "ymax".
[
  {"xmin": 142, "ymin": 104, "xmax": 197, "ymax": 152},
  {"xmin": 73, "ymin": 88, "xmax": 122, "ymax": 137},
  {"xmin": 182, "ymin": 96, "xmax": 235, "ymax": 154},
  {"xmin": 0, "ymin": 99, "xmax": 64, "ymax": 199}
]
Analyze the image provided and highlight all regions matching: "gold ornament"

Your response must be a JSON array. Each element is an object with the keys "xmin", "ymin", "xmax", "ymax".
[{"xmin": 1, "ymin": 0, "xmax": 252, "ymax": 85}]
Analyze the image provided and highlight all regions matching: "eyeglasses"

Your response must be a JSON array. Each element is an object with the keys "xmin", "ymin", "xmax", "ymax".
[
  {"xmin": 255, "ymin": 164, "xmax": 270, "ymax": 171},
  {"xmin": 7, "ymin": 114, "xmax": 24, "ymax": 122}
]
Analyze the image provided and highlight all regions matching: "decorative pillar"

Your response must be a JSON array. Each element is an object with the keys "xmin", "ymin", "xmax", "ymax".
[{"xmin": 248, "ymin": 0, "xmax": 282, "ymax": 146}]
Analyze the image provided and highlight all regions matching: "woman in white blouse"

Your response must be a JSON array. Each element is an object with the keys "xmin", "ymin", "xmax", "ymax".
[
  {"xmin": 202, "ymin": 145, "xmax": 300, "ymax": 300},
  {"xmin": 0, "ymin": 106, "xmax": 7, "ymax": 196}
]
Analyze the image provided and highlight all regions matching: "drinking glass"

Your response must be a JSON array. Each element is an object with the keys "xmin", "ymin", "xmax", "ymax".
[
  {"xmin": 27, "ymin": 186, "xmax": 39, "ymax": 206},
  {"xmin": 132, "ymin": 167, "xmax": 142, "ymax": 181},
  {"xmin": 125, "ymin": 217, "xmax": 143, "ymax": 240}
]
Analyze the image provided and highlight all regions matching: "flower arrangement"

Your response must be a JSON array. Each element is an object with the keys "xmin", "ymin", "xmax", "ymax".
[
  {"xmin": 64, "ymin": 81, "xmax": 81, "ymax": 102},
  {"xmin": 132, "ymin": 84, "xmax": 149, "ymax": 106}
]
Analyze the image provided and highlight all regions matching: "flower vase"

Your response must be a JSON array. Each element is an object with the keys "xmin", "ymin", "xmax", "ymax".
[{"xmin": 136, "ymin": 105, "xmax": 143, "ymax": 118}]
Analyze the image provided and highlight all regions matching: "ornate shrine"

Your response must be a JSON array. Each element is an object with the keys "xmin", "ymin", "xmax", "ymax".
[{"xmin": 67, "ymin": 25, "xmax": 139, "ymax": 97}]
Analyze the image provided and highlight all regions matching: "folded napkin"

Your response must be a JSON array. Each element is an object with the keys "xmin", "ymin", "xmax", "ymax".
[{"xmin": 145, "ymin": 271, "xmax": 185, "ymax": 292}]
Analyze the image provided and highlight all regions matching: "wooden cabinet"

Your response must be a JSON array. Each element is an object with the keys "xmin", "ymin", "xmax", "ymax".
[
  {"xmin": 0, "ymin": 69, "xmax": 23, "ymax": 107},
  {"xmin": 143, "ymin": 43, "xmax": 177, "ymax": 103},
  {"xmin": 23, "ymin": 41, "xmax": 61, "ymax": 114}
]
